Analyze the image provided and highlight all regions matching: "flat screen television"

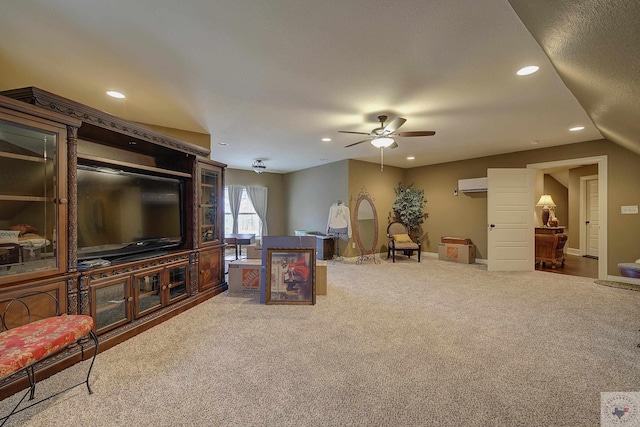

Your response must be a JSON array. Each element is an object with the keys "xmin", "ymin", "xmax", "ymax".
[{"xmin": 76, "ymin": 164, "xmax": 184, "ymax": 261}]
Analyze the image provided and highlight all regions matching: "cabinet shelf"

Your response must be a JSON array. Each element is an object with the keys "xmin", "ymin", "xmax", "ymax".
[
  {"xmin": 95, "ymin": 299, "xmax": 125, "ymax": 314},
  {"xmin": 0, "ymin": 151, "xmax": 51, "ymax": 163},
  {"xmin": 138, "ymin": 290, "xmax": 159, "ymax": 299},
  {"xmin": 0, "ymin": 195, "xmax": 54, "ymax": 202}
]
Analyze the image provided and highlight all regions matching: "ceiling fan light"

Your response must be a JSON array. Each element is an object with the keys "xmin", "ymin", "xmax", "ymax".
[
  {"xmin": 252, "ymin": 159, "xmax": 266, "ymax": 173},
  {"xmin": 371, "ymin": 136, "xmax": 394, "ymax": 148}
]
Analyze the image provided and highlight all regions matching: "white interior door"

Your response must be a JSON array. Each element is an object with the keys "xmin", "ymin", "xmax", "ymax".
[
  {"xmin": 487, "ymin": 168, "xmax": 534, "ymax": 271},
  {"xmin": 585, "ymin": 178, "xmax": 599, "ymax": 257}
]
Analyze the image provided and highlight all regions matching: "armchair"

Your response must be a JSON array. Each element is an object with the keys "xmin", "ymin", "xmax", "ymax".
[{"xmin": 387, "ymin": 222, "xmax": 421, "ymax": 262}]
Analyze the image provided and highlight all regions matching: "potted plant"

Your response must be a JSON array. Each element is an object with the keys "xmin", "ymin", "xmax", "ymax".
[{"xmin": 391, "ymin": 183, "xmax": 427, "ymax": 243}]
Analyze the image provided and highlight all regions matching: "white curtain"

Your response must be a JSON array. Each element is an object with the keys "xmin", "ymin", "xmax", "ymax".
[
  {"xmin": 246, "ymin": 186, "xmax": 269, "ymax": 237},
  {"xmin": 227, "ymin": 185, "xmax": 244, "ymax": 234}
]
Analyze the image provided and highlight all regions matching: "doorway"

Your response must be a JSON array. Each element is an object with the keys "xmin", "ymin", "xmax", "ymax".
[{"xmin": 527, "ymin": 156, "xmax": 608, "ymax": 280}]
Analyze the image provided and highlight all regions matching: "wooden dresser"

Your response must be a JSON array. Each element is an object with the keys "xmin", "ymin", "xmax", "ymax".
[{"xmin": 535, "ymin": 227, "xmax": 568, "ymax": 268}]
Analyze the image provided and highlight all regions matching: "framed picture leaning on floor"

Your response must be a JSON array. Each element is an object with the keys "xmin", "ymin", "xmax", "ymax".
[{"xmin": 265, "ymin": 248, "xmax": 315, "ymax": 305}]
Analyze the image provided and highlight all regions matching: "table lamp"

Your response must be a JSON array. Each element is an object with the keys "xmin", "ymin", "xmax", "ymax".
[{"xmin": 536, "ymin": 194, "xmax": 556, "ymax": 227}]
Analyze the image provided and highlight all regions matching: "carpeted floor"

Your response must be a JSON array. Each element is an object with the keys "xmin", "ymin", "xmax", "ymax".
[{"xmin": 1, "ymin": 256, "xmax": 639, "ymax": 426}]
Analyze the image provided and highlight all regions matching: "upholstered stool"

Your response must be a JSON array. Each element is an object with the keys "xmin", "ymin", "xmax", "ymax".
[{"xmin": 0, "ymin": 315, "xmax": 98, "ymax": 425}]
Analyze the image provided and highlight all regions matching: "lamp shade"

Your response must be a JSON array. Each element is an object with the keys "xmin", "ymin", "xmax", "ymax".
[
  {"xmin": 536, "ymin": 194, "xmax": 556, "ymax": 207},
  {"xmin": 371, "ymin": 136, "xmax": 394, "ymax": 148}
]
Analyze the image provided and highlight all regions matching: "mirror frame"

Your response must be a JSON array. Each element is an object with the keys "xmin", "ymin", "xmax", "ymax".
[{"xmin": 353, "ymin": 189, "xmax": 379, "ymax": 261}]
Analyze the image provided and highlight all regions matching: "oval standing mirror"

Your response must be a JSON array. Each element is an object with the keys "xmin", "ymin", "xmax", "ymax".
[{"xmin": 353, "ymin": 188, "xmax": 380, "ymax": 264}]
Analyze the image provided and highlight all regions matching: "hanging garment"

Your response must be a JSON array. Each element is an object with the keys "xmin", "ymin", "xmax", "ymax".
[{"xmin": 327, "ymin": 203, "xmax": 352, "ymax": 238}]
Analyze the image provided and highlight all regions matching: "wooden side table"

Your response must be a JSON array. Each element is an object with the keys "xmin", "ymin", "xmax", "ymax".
[
  {"xmin": 535, "ymin": 227, "xmax": 567, "ymax": 268},
  {"xmin": 224, "ymin": 234, "xmax": 255, "ymax": 259}
]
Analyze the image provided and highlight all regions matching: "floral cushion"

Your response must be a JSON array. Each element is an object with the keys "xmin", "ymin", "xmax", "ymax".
[{"xmin": 0, "ymin": 315, "xmax": 94, "ymax": 378}]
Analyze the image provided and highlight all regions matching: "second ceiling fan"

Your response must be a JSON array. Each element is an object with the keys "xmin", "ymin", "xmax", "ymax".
[{"xmin": 340, "ymin": 115, "xmax": 435, "ymax": 149}]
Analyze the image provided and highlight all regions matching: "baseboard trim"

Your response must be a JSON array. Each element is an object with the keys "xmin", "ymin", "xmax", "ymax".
[{"xmin": 566, "ymin": 247, "xmax": 581, "ymax": 256}]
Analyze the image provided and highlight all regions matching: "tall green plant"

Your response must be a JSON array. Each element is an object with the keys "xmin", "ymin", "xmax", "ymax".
[{"xmin": 392, "ymin": 183, "xmax": 427, "ymax": 234}]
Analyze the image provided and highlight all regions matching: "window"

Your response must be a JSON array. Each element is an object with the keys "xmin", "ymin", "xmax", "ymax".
[{"xmin": 224, "ymin": 187, "xmax": 262, "ymax": 241}]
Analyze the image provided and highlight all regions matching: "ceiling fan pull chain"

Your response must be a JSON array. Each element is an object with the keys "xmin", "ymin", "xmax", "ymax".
[{"xmin": 380, "ymin": 147, "xmax": 384, "ymax": 171}]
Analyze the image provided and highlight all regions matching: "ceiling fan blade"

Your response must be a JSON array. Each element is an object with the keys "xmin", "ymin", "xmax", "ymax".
[
  {"xmin": 398, "ymin": 131, "xmax": 436, "ymax": 137},
  {"xmin": 388, "ymin": 141, "xmax": 399, "ymax": 149},
  {"xmin": 338, "ymin": 130, "xmax": 371, "ymax": 135},
  {"xmin": 383, "ymin": 117, "xmax": 406, "ymax": 134},
  {"xmin": 344, "ymin": 139, "xmax": 371, "ymax": 148}
]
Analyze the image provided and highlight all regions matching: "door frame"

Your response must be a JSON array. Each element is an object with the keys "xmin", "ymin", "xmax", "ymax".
[{"xmin": 527, "ymin": 156, "xmax": 607, "ymax": 280}]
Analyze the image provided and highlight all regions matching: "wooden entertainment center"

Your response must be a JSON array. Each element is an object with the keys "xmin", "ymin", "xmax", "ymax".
[{"xmin": 0, "ymin": 87, "xmax": 226, "ymax": 397}]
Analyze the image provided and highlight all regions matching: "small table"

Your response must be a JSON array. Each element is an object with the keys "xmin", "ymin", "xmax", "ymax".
[{"xmin": 224, "ymin": 234, "xmax": 255, "ymax": 260}]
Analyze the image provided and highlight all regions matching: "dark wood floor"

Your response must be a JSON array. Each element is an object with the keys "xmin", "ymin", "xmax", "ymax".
[{"xmin": 535, "ymin": 254, "xmax": 598, "ymax": 279}]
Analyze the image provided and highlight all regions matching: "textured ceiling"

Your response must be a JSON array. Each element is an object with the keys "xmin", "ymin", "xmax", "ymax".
[
  {"xmin": 1, "ymin": 0, "xmax": 627, "ymax": 173},
  {"xmin": 508, "ymin": 0, "xmax": 640, "ymax": 157}
]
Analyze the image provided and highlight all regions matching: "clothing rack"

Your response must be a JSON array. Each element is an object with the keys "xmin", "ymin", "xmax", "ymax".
[
  {"xmin": 327, "ymin": 199, "xmax": 350, "ymax": 261},
  {"xmin": 329, "ymin": 230, "xmax": 347, "ymax": 260}
]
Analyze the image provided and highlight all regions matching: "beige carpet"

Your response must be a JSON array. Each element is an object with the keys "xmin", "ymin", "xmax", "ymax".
[{"xmin": 1, "ymin": 257, "xmax": 639, "ymax": 426}]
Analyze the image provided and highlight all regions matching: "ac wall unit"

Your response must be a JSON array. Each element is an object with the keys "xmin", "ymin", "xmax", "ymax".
[{"xmin": 458, "ymin": 177, "xmax": 488, "ymax": 193}]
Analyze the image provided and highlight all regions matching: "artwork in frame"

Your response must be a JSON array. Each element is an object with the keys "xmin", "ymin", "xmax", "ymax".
[{"xmin": 265, "ymin": 248, "xmax": 316, "ymax": 304}]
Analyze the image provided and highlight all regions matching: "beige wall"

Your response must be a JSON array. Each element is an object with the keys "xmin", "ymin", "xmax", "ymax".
[
  {"xmin": 405, "ymin": 139, "xmax": 640, "ymax": 275},
  {"xmin": 347, "ymin": 160, "xmax": 404, "ymax": 258},
  {"xmin": 222, "ymin": 138, "xmax": 639, "ymax": 277},
  {"xmin": 404, "ymin": 159, "xmax": 489, "ymax": 257},
  {"xmin": 225, "ymin": 169, "xmax": 287, "ymax": 236},
  {"xmin": 140, "ymin": 123, "xmax": 211, "ymax": 151},
  {"xmin": 283, "ymin": 160, "xmax": 349, "ymax": 238},
  {"xmin": 543, "ymin": 174, "xmax": 568, "ymax": 228}
]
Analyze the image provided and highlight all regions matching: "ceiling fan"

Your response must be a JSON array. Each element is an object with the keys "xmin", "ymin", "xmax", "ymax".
[{"xmin": 340, "ymin": 115, "xmax": 435, "ymax": 149}]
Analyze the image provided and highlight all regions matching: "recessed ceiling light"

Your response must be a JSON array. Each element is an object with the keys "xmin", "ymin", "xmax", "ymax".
[
  {"xmin": 516, "ymin": 65, "xmax": 539, "ymax": 76},
  {"xmin": 320, "ymin": 158, "xmax": 328, "ymax": 162},
  {"xmin": 218, "ymin": 142, "xmax": 228, "ymax": 146},
  {"xmin": 407, "ymin": 156, "xmax": 415, "ymax": 160},
  {"xmin": 569, "ymin": 126, "xmax": 585, "ymax": 132},
  {"xmin": 321, "ymin": 137, "xmax": 331, "ymax": 142},
  {"xmin": 106, "ymin": 90, "xmax": 125, "ymax": 99},
  {"xmin": 530, "ymin": 140, "xmax": 539, "ymax": 145}
]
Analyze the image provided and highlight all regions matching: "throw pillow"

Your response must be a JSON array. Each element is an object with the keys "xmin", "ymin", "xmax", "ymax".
[{"xmin": 393, "ymin": 233, "xmax": 413, "ymax": 243}]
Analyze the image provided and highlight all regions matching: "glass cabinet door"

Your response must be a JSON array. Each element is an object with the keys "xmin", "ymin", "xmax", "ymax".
[
  {"xmin": 199, "ymin": 166, "xmax": 219, "ymax": 244},
  {"xmin": 0, "ymin": 118, "xmax": 60, "ymax": 279},
  {"xmin": 92, "ymin": 277, "xmax": 132, "ymax": 334},
  {"xmin": 167, "ymin": 264, "xmax": 188, "ymax": 303},
  {"xmin": 134, "ymin": 269, "xmax": 163, "ymax": 317}
]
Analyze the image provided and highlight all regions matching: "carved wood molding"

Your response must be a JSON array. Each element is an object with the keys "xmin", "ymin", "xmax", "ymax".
[
  {"xmin": 1, "ymin": 87, "xmax": 210, "ymax": 158},
  {"xmin": 81, "ymin": 252, "xmax": 192, "ymax": 281},
  {"xmin": 67, "ymin": 125, "xmax": 78, "ymax": 272}
]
